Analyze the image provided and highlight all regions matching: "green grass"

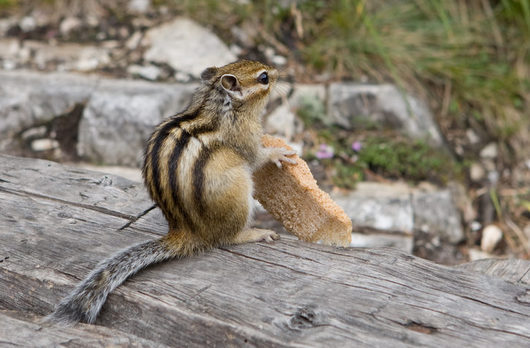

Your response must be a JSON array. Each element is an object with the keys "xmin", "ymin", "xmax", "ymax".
[
  {"xmin": 0, "ymin": 0, "xmax": 16, "ymax": 10},
  {"xmin": 305, "ymin": 130, "xmax": 462, "ymax": 189},
  {"xmin": 297, "ymin": 0, "xmax": 529, "ymax": 161},
  {"xmin": 357, "ymin": 137, "xmax": 460, "ymax": 183}
]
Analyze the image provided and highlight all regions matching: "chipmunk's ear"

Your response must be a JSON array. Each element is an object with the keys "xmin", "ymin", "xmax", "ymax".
[
  {"xmin": 200, "ymin": 67, "xmax": 218, "ymax": 82},
  {"xmin": 220, "ymin": 74, "xmax": 241, "ymax": 93}
]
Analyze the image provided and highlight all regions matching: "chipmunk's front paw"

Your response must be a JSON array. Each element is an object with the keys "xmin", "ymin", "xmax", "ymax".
[
  {"xmin": 267, "ymin": 147, "xmax": 297, "ymax": 168},
  {"xmin": 232, "ymin": 228, "xmax": 280, "ymax": 244}
]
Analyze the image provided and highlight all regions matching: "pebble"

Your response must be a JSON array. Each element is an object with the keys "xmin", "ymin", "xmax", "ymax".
[
  {"xmin": 19, "ymin": 16, "xmax": 36, "ymax": 32},
  {"xmin": 487, "ymin": 170, "xmax": 499, "ymax": 185},
  {"xmin": 22, "ymin": 126, "xmax": 47, "ymax": 140},
  {"xmin": 470, "ymin": 221, "xmax": 482, "ymax": 232},
  {"xmin": 31, "ymin": 139, "xmax": 59, "ymax": 152},
  {"xmin": 127, "ymin": 64, "xmax": 161, "ymax": 81},
  {"xmin": 466, "ymin": 129, "xmax": 480, "ymax": 144},
  {"xmin": 60, "ymin": 17, "xmax": 82, "ymax": 36},
  {"xmin": 271, "ymin": 55, "xmax": 287, "ymax": 66},
  {"xmin": 128, "ymin": 0, "xmax": 151, "ymax": 13},
  {"xmin": 469, "ymin": 162, "xmax": 485, "ymax": 182},
  {"xmin": 480, "ymin": 224, "xmax": 503, "ymax": 253},
  {"xmin": 480, "ymin": 142, "xmax": 498, "ymax": 159},
  {"xmin": 76, "ymin": 47, "xmax": 111, "ymax": 71},
  {"xmin": 126, "ymin": 31, "xmax": 143, "ymax": 50}
]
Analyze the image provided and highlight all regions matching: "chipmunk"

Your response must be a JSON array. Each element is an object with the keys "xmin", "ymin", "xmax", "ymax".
[{"xmin": 48, "ymin": 60, "xmax": 296, "ymax": 325}]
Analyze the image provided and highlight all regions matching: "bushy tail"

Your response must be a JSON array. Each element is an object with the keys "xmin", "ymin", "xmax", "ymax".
[{"xmin": 47, "ymin": 238, "xmax": 179, "ymax": 325}]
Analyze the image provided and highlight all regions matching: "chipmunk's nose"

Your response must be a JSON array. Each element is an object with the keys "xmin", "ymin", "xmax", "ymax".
[{"xmin": 269, "ymin": 68, "xmax": 279, "ymax": 83}]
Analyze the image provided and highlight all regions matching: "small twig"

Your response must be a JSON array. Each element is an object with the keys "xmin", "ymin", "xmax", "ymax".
[
  {"xmin": 441, "ymin": 79, "xmax": 451, "ymax": 117},
  {"xmin": 291, "ymin": 3, "xmax": 304, "ymax": 39}
]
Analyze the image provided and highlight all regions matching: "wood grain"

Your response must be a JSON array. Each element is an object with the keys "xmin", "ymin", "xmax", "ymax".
[{"xmin": 1, "ymin": 154, "xmax": 529, "ymax": 347}]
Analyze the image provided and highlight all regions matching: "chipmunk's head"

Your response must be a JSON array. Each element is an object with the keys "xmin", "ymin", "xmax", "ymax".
[{"xmin": 201, "ymin": 60, "xmax": 278, "ymax": 109}]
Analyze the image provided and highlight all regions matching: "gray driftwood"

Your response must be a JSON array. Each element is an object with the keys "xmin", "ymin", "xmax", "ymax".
[{"xmin": 0, "ymin": 154, "xmax": 529, "ymax": 347}]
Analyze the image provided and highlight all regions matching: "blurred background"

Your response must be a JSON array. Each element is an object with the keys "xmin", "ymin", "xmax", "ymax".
[{"xmin": 0, "ymin": 0, "xmax": 528, "ymax": 264}]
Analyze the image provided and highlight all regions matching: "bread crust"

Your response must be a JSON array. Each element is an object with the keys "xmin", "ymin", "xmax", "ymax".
[{"xmin": 253, "ymin": 135, "xmax": 352, "ymax": 246}]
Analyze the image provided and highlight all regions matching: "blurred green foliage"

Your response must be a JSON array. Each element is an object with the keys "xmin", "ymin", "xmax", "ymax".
[
  {"xmin": 0, "ymin": 0, "xmax": 16, "ymax": 9},
  {"xmin": 297, "ymin": 0, "xmax": 528, "ymax": 149},
  {"xmin": 308, "ymin": 132, "xmax": 462, "ymax": 189}
]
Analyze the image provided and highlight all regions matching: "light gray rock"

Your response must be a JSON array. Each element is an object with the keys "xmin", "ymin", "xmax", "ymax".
[
  {"xmin": 0, "ymin": 70, "xmax": 97, "ymax": 150},
  {"xmin": 75, "ymin": 46, "xmax": 111, "ymax": 71},
  {"xmin": 289, "ymin": 84, "xmax": 327, "ymax": 109},
  {"xmin": 19, "ymin": 16, "xmax": 36, "ymax": 32},
  {"xmin": 333, "ymin": 182, "xmax": 414, "ymax": 233},
  {"xmin": 412, "ymin": 185, "xmax": 464, "ymax": 244},
  {"xmin": 264, "ymin": 103, "xmax": 301, "ymax": 141},
  {"xmin": 0, "ymin": 38, "xmax": 32, "ymax": 69},
  {"xmin": 327, "ymin": 83, "xmax": 444, "ymax": 146},
  {"xmin": 0, "ymin": 18, "xmax": 16, "ymax": 37},
  {"xmin": 127, "ymin": 64, "xmax": 162, "ymax": 81},
  {"xmin": 0, "ymin": 39, "xmax": 21, "ymax": 61},
  {"xmin": 78, "ymin": 79, "xmax": 197, "ymax": 166},
  {"xmin": 334, "ymin": 182, "xmax": 414, "ymax": 253},
  {"xmin": 333, "ymin": 181, "xmax": 464, "ymax": 253},
  {"xmin": 143, "ymin": 18, "xmax": 236, "ymax": 78},
  {"xmin": 0, "ymin": 70, "xmax": 196, "ymax": 166},
  {"xmin": 128, "ymin": 0, "xmax": 151, "ymax": 13}
]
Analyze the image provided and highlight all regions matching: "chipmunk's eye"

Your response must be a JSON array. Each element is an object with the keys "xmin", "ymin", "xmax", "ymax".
[{"xmin": 257, "ymin": 72, "xmax": 269, "ymax": 85}]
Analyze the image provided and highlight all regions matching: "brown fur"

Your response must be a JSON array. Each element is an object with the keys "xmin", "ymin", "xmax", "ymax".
[{"xmin": 143, "ymin": 59, "xmax": 290, "ymax": 254}]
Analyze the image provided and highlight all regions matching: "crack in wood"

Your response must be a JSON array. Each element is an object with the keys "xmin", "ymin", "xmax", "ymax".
[
  {"xmin": 404, "ymin": 320, "xmax": 438, "ymax": 334},
  {"xmin": 258, "ymin": 243, "xmax": 324, "ymax": 264},
  {"xmin": 406, "ymin": 302, "xmax": 530, "ymax": 339},
  {"xmin": 459, "ymin": 294, "xmax": 528, "ymax": 317},
  {"xmin": 0, "ymin": 185, "xmax": 135, "ymax": 221}
]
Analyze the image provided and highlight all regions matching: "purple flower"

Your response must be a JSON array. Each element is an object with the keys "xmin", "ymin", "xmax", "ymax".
[
  {"xmin": 352, "ymin": 141, "xmax": 362, "ymax": 152},
  {"xmin": 316, "ymin": 144, "xmax": 334, "ymax": 159}
]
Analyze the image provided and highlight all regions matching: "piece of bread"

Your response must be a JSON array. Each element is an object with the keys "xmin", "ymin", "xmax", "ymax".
[{"xmin": 253, "ymin": 135, "xmax": 352, "ymax": 247}]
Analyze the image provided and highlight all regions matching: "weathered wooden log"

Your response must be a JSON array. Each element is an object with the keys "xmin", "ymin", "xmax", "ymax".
[
  {"xmin": 0, "ymin": 310, "xmax": 164, "ymax": 347},
  {"xmin": 1, "ymin": 154, "xmax": 529, "ymax": 347}
]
